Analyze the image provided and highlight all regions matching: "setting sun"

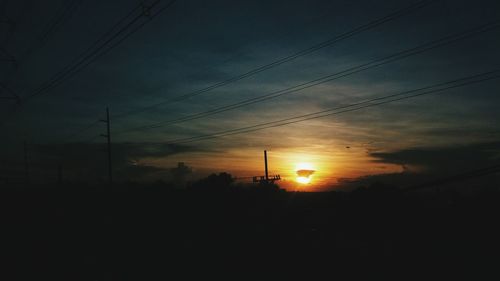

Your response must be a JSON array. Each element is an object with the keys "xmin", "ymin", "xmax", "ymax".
[
  {"xmin": 296, "ymin": 176, "xmax": 311, "ymax": 184},
  {"xmin": 295, "ymin": 162, "xmax": 315, "ymax": 184}
]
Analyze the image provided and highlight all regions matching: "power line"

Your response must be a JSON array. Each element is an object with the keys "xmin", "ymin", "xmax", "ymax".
[
  {"xmin": 36, "ymin": 0, "xmax": 82, "ymax": 46},
  {"xmin": 0, "ymin": 14, "xmax": 17, "ymax": 50},
  {"xmin": 0, "ymin": 81, "xmax": 19, "ymax": 100},
  {"xmin": 60, "ymin": 119, "xmax": 101, "ymax": 143},
  {"xmin": 143, "ymin": 70, "xmax": 500, "ymax": 145},
  {"xmin": 158, "ymin": 1, "xmax": 340, "ymax": 98},
  {"xmin": 25, "ymin": 2, "xmax": 150, "ymax": 99},
  {"xmin": 24, "ymin": 0, "xmax": 177, "ymax": 101},
  {"xmin": 116, "ymin": 21, "xmax": 500, "ymax": 134},
  {"xmin": 0, "ymin": 2, "xmax": 147, "ymax": 123},
  {"xmin": 35, "ymin": 73, "xmax": 500, "ymax": 186},
  {"xmin": 112, "ymin": 0, "xmax": 437, "ymax": 119},
  {"xmin": 41, "ymin": 0, "xmax": 178, "ymax": 98},
  {"xmin": 32, "ymin": 2, "xmax": 142, "ymax": 90},
  {"xmin": 20, "ymin": 0, "xmax": 178, "ymax": 144},
  {"xmin": 9, "ymin": 0, "xmax": 430, "ymax": 145},
  {"xmin": 14, "ymin": 0, "xmax": 82, "ymax": 69},
  {"xmin": 0, "ymin": 0, "xmax": 35, "ymax": 67},
  {"xmin": 1, "ymin": 1, "xmax": 82, "ymax": 97}
]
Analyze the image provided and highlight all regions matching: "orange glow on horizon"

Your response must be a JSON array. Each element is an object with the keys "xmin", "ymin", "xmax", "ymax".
[{"xmin": 142, "ymin": 147, "xmax": 404, "ymax": 191}]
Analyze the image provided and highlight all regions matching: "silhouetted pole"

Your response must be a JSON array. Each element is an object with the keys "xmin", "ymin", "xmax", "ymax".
[
  {"xmin": 252, "ymin": 150, "xmax": 280, "ymax": 185},
  {"xmin": 100, "ymin": 107, "xmax": 112, "ymax": 186},
  {"xmin": 264, "ymin": 150, "xmax": 269, "ymax": 182},
  {"xmin": 23, "ymin": 141, "xmax": 29, "ymax": 184}
]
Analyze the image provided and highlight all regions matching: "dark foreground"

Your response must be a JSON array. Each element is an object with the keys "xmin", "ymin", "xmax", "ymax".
[{"xmin": 2, "ymin": 185, "xmax": 499, "ymax": 280}]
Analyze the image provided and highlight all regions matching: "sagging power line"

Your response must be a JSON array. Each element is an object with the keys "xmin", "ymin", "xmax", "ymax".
[
  {"xmin": 116, "ymin": 21, "xmax": 500, "ymax": 135},
  {"xmin": 3, "ymin": 0, "xmax": 83, "ymax": 86},
  {"xmin": 42, "ymin": 0, "xmax": 437, "ymax": 145},
  {"xmin": 23, "ymin": 0, "xmax": 177, "ymax": 102},
  {"xmin": 112, "ymin": 0, "xmax": 437, "ymax": 119},
  {"xmin": 152, "ymin": 70, "xmax": 500, "ymax": 145}
]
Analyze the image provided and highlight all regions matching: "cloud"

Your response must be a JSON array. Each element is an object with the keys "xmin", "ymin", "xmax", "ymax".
[
  {"xmin": 370, "ymin": 141, "xmax": 500, "ymax": 174},
  {"xmin": 336, "ymin": 141, "xmax": 500, "ymax": 191},
  {"xmin": 0, "ymin": 142, "xmax": 208, "ymax": 183},
  {"xmin": 296, "ymin": 169, "xmax": 315, "ymax": 177}
]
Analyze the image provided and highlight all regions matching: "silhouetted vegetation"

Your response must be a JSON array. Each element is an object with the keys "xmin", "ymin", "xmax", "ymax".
[
  {"xmin": 188, "ymin": 172, "xmax": 235, "ymax": 192},
  {"xmin": 1, "ymin": 179, "xmax": 499, "ymax": 279}
]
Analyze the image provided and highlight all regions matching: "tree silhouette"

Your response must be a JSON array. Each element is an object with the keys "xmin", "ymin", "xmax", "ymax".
[{"xmin": 189, "ymin": 172, "xmax": 234, "ymax": 192}]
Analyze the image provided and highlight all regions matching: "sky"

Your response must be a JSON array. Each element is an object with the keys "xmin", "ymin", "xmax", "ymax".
[{"xmin": 1, "ymin": 0, "xmax": 499, "ymax": 190}]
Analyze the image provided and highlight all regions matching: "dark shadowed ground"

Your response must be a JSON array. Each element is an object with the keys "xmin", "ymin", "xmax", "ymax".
[{"xmin": 1, "ymin": 182, "xmax": 499, "ymax": 280}]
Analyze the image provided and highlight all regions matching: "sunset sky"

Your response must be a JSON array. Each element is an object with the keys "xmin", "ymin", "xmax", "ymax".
[{"xmin": 1, "ymin": 0, "xmax": 499, "ymax": 190}]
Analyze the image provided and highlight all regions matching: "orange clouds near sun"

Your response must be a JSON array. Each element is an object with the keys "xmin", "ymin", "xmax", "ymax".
[{"xmin": 295, "ymin": 162, "xmax": 315, "ymax": 184}]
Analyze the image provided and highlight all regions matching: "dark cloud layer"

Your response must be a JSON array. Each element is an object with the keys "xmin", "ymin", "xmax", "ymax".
[
  {"xmin": 339, "ymin": 141, "xmax": 500, "ymax": 190},
  {"xmin": 371, "ymin": 141, "xmax": 500, "ymax": 173},
  {"xmin": 0, "ymin": 142, "xmax": 204, "ymax": 183}
]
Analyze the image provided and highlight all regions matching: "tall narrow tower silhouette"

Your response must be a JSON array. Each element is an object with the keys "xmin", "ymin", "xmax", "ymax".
[
  {"xmin": 264, "ymin": 150, "xmax": 269, "ymax": 182},
  {"xmin": 253, "ymin": 150, "xmax": 280, "ymax": 184},
  {"xmin": 100, "ymin": 107, "xmax": 112, "ymax": 186}
]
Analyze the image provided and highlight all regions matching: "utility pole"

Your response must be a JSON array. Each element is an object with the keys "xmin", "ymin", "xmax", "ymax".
[
  {"xmin": 253, "ymin": 150, "xmax": 281, "ymax": 185},
  {"xmin": 23, "ymin": 141, "xmax": 29, "ymax": 184},
  {"xmin": 264, "ymin": 150, "xmax": 269, "ymax": 182},
  {"xmin": 100, "ymin": 107, "xmax": 112, "ymax": 186}
]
